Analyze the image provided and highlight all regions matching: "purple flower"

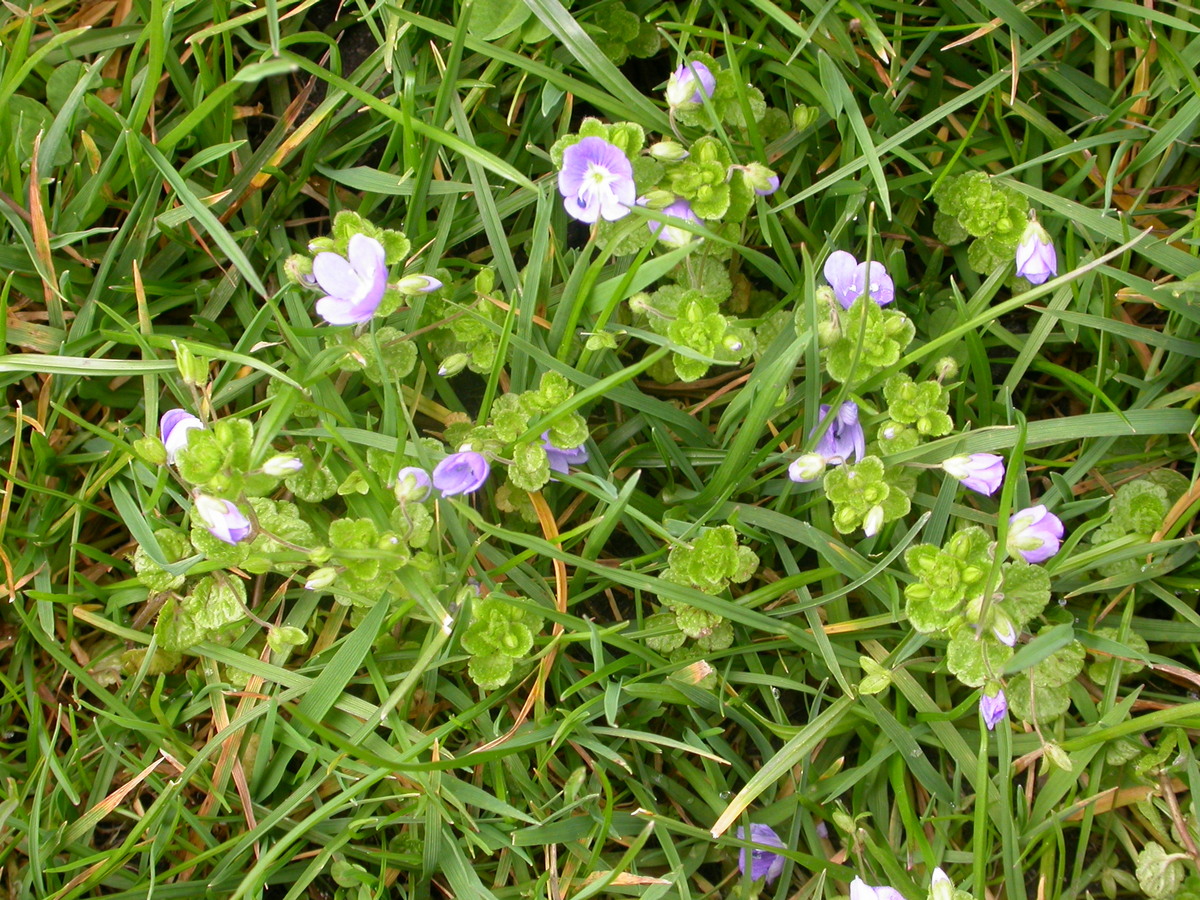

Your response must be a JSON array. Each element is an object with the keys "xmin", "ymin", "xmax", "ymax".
[
  {"xmin": 1007, "ymin": 504, "xmax": 1064, "ymax": 563},
  {"xmin": 542, "ymin": 433, "xmax": 589, "ymax": 475},
  {"xmin": 160, "ymin": 409, "xmax": 204, "ymax": 464},
  {"xmin": 736, "ymin": 823, "xmax": 785, "ymax": 883},
  {"xmin": 1015, "ymin": 219, "xmax": 1057, "ymax": 285},
  {"xmin": 980, "ymin": 689, "xmax": 1008, "ymax": 730},
  {"xmin": 558, "ymin": 137, "xmax": 636, "ymax": 224},
  {"xmin": 823, "ymin": 250, "xmax": 895, "ymax": 309},
  {"xmin": 813, "ymin": 402, "xmax": 865, "ymax": 465},
  {"xmin": 394, "ymin": 466, "xmax": 432, "ymax": 502},
  {"xmin": 666, "ymin": 61, "xmax": 716, "ymax": 108},
  {"xmin": 942, "ymin": 453, "xmax": 1005, "ymax": 496},
  {"xmin": 312, "ymin": 233, "xmax": 389, "ymax": 325},
  {"xmin": 194, "ymin": 495, "xmax": 252, "ymax": 544},
  {"xmin": 850, "ymin": 878, "xmax": 905, "ymax": 900},
  {"xmin": 432, "ymin": 451, "xmax": 490, "ymax": 497},
  {"xmin": 648, "ymin": 197, "xmax": 703, "ymax": 246}
]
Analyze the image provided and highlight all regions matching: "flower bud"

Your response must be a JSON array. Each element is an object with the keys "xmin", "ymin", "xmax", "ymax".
[
  {"xmin": 638, "ymin": 189, "xmax": 676, "ymax": 209},
  {"xmin": 1007, "ymin": 504, "xmax": 1065, "ymax": 563},
  {"xmin": 160, "ymin": 409, "xmax": 205, "ymax": 465},
  {"xmin": 304, "ymin": 567, "xmax": 338, "ymax": 591},
  {"xmin": 262, "ymin": 454, "xmax": 304, "ymax": 477},
  {"xmin": 934, "ymin": 356, "xmax": 959, "ymax": 380},
  {"xmin": 930, "ymin": 869, "xmax": 955, "ymax": 900},
  {"xmin": 396, "ymin": 274, "xmax": 443, "ymax": 295},
  {"xmin": 194, "ymin": 495, "xmax": 252, "ymax": 545},
  {"xmin": 394, "ymin": 466, "xmax": 432, "ymax": 503},
  {"xmin": 284, "ymin": 253, "xmax": 317, "ymax": 287},
  {"xmin": 942, "ymin": 453, "xmax": 1005, "ymax": 496},
  {"xmin": 792, "ymin": 105, "xmax": 820, "ymax": 131},
  {"xmin": 742, "ymin": 162, "xmax": 780, "ymax": 196},
  {"xmin": 1015, "ymin": 216, "xmax": 1057, "ymax": 285},
  {"xmin": 979, "ymin": 689, "xmax": 1008, "ymax": 731},
  {"xmin": 788, "ymin": 453, "xmax": 827, "ymax": 483},
  {"xmin": 172, "ymin": 340, "xmax": 209, "ymax": 388},
  {"xmin": 665, "ymin": 61, "xmax": 716, "ymax": 108},
  {"xmin": 648, "ymin": 141, "xmax": 689, "ymax": 161},
  {"xmin": 437, "ymin": 353, "xmax": 469, "ymax": 378},
  {"xmin": 862, "ymin": 504, "xmax": 885, "ymax": 537}
]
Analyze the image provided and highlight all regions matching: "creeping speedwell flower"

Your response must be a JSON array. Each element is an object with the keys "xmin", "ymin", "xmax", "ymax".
[
  {"xmin": 648, "ymin": 197, "xmax": 703, "ymax": 246},
  {"xmin": 1015, "ymin": 218, "xmax": 1057, "ymax": 285},
  {"xmin": 312, "ymin": 233, "xmax": 389, "ymax": 325},
  {"xmin": 980, "ymin": 689, "xmax": 1008, "ymax": 730},
  {"xmin": 823, "ymin": 250, "xmax": 895, "ymax": 309},
  {"xmin": 542, "ymin": 433, "xmax": 589, "ymax": 475},
  {"xmin": 813, "ymin": 402, "xmax": 866, "ymax": 465},
  {"xmin": 666, "ymin": 61, "xmax": 716, "ymax": 108},
  {"xmin": 942, "ymin": 453, "xmax": 1005, "ymax": 496},
  {"xmin": 558, "ymin": 137, "xmax": 636, "ymax": 224},
  {"xmin": 736, "ymin": 823, "xmax": 786, "ymax": 883},
  {"xmin": 1007, "ymin": 504, "xmax": 1064, "ymax": 563},
  {"xmin": 432, "ymin": 451, "xmax": 490, "ymax": 497},
  {"xmin": 394, "ymin": 466, "xmax": 433, "ymax": 503},
  {"xmin": 850, "ymin": 877, "xmax": 905, "ymax": 900},
  {"xmin": 194, "ymin": 495, "xmax": 252, "ymax": 545},
  {"xmin": 160, "ymin": 409, "xmax": 204, "ymax": 465}
]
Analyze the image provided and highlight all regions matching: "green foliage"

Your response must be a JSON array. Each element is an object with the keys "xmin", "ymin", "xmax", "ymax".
[
  {"xmin": 883, "ymin": 373, "xmax": 953, "ymax": 436},
  {"xmin": 816, "ymin": 293, "xmax": 916, "ymax": 384},
  {"xmin": 933, "ymin": 173, "xmax": 1030, "ymax": 275},
  {"xmin": 461, "ymin": 595, "xmax": 543, "ymax": 690},
  {"xmin": 823, "ymin": 456, "xmax": 911, "ymax": 536}
]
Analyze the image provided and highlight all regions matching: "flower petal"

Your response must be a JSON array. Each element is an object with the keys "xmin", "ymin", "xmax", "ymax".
[
  {"xmin": 312, "ymin": 251, "xmax": 362, "ymax": 301},
  {"xmin": 854, "ymin": 260, "xmax": 895, "ymax": 306},
  {"xmin": 823, "ymin": 251, "xmax": 859, "ymax": 308},
  {"xmin": 316, "ymin": 294, "xmax": 376, "ymax": 325},
  {"xmin": 347, "ymin": 234, "xmax": 386, "ymax": 284}
]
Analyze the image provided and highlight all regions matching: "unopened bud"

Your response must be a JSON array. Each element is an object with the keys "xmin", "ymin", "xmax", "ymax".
[
  {"xmin": 792, "ymin": 105, "xmax": 820, "ymax": 132},
  {"xmin": 304, "ymin": 567, "xmax": 338, "ymax": 591},
  {"xmin": 639, "ymin": 190, "xmax": 676, "ymax": 210},
  {"xmin": 394, "ymin": 466, "xmax": 432, "ymax": 503},
  {"xmin": 648, "ymin": 141, "xmax": 689, "ymax": 161},
  {"xmin": 173, "ymin": 340, "xmax": 209, "ymax": 388},
  {"xmin": 262, "ymin": 454, "xmax": 304, "ymax": 477},
  {"xmin": 742, "ymin": 162, "xmax": 780, "ymax": 196},
  {"xmin": 788, "ymin": 453, "xmax": 826, "ymax": 483},
  {"xmin": 935, "ymin": 356, "xmax": 959, "ymax": 381},
  {"xmin": 437, "ymin": 353, "xmax": 468, "ymax": 378},
  {"xmin": 863, "ymin": 504, "xmax": 885, "ymax": 537},
  {"xmin": 396, "ymin": 274, "xmax": 443, "ymax": 295},
  {"xmin": 283, "ymin": 253, "xmax": 316, "ymax": 287}
]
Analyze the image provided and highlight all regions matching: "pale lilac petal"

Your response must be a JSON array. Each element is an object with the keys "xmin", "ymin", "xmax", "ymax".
[
  {"xmin": 558, "ymin": 147, "xmax": 591, "ymax": 197},
  {"xmin": 853, "ymin": 260, "xmax": 895, "ymax": 306},
  {"xmin": 312, "ymin": 252, "xmax": 361, "ymax": 300},
  {"xmin": 347, "ymin": 234, "xmax": 386, "ymax": 284},
  {"xmin": 316, "ymin": 295, "xmax": 373, "ymax": 325},
  {"xmin": 823, "ymin": 251, "xmax": 859, "ymax": 308}
]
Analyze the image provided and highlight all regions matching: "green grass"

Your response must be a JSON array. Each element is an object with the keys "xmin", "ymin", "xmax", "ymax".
[{"xmin": 2, "ymin": 0, "xmax": 1200, "ymax": 898}]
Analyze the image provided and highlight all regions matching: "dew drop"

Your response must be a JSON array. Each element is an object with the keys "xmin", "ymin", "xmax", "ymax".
[
  {"xmin": 771, "ymin": 687, "xmax": 781, "ymax": 698},
  {"xmin": 719, "ymin": 790, "xmax": 732, "ymax": 800}
]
